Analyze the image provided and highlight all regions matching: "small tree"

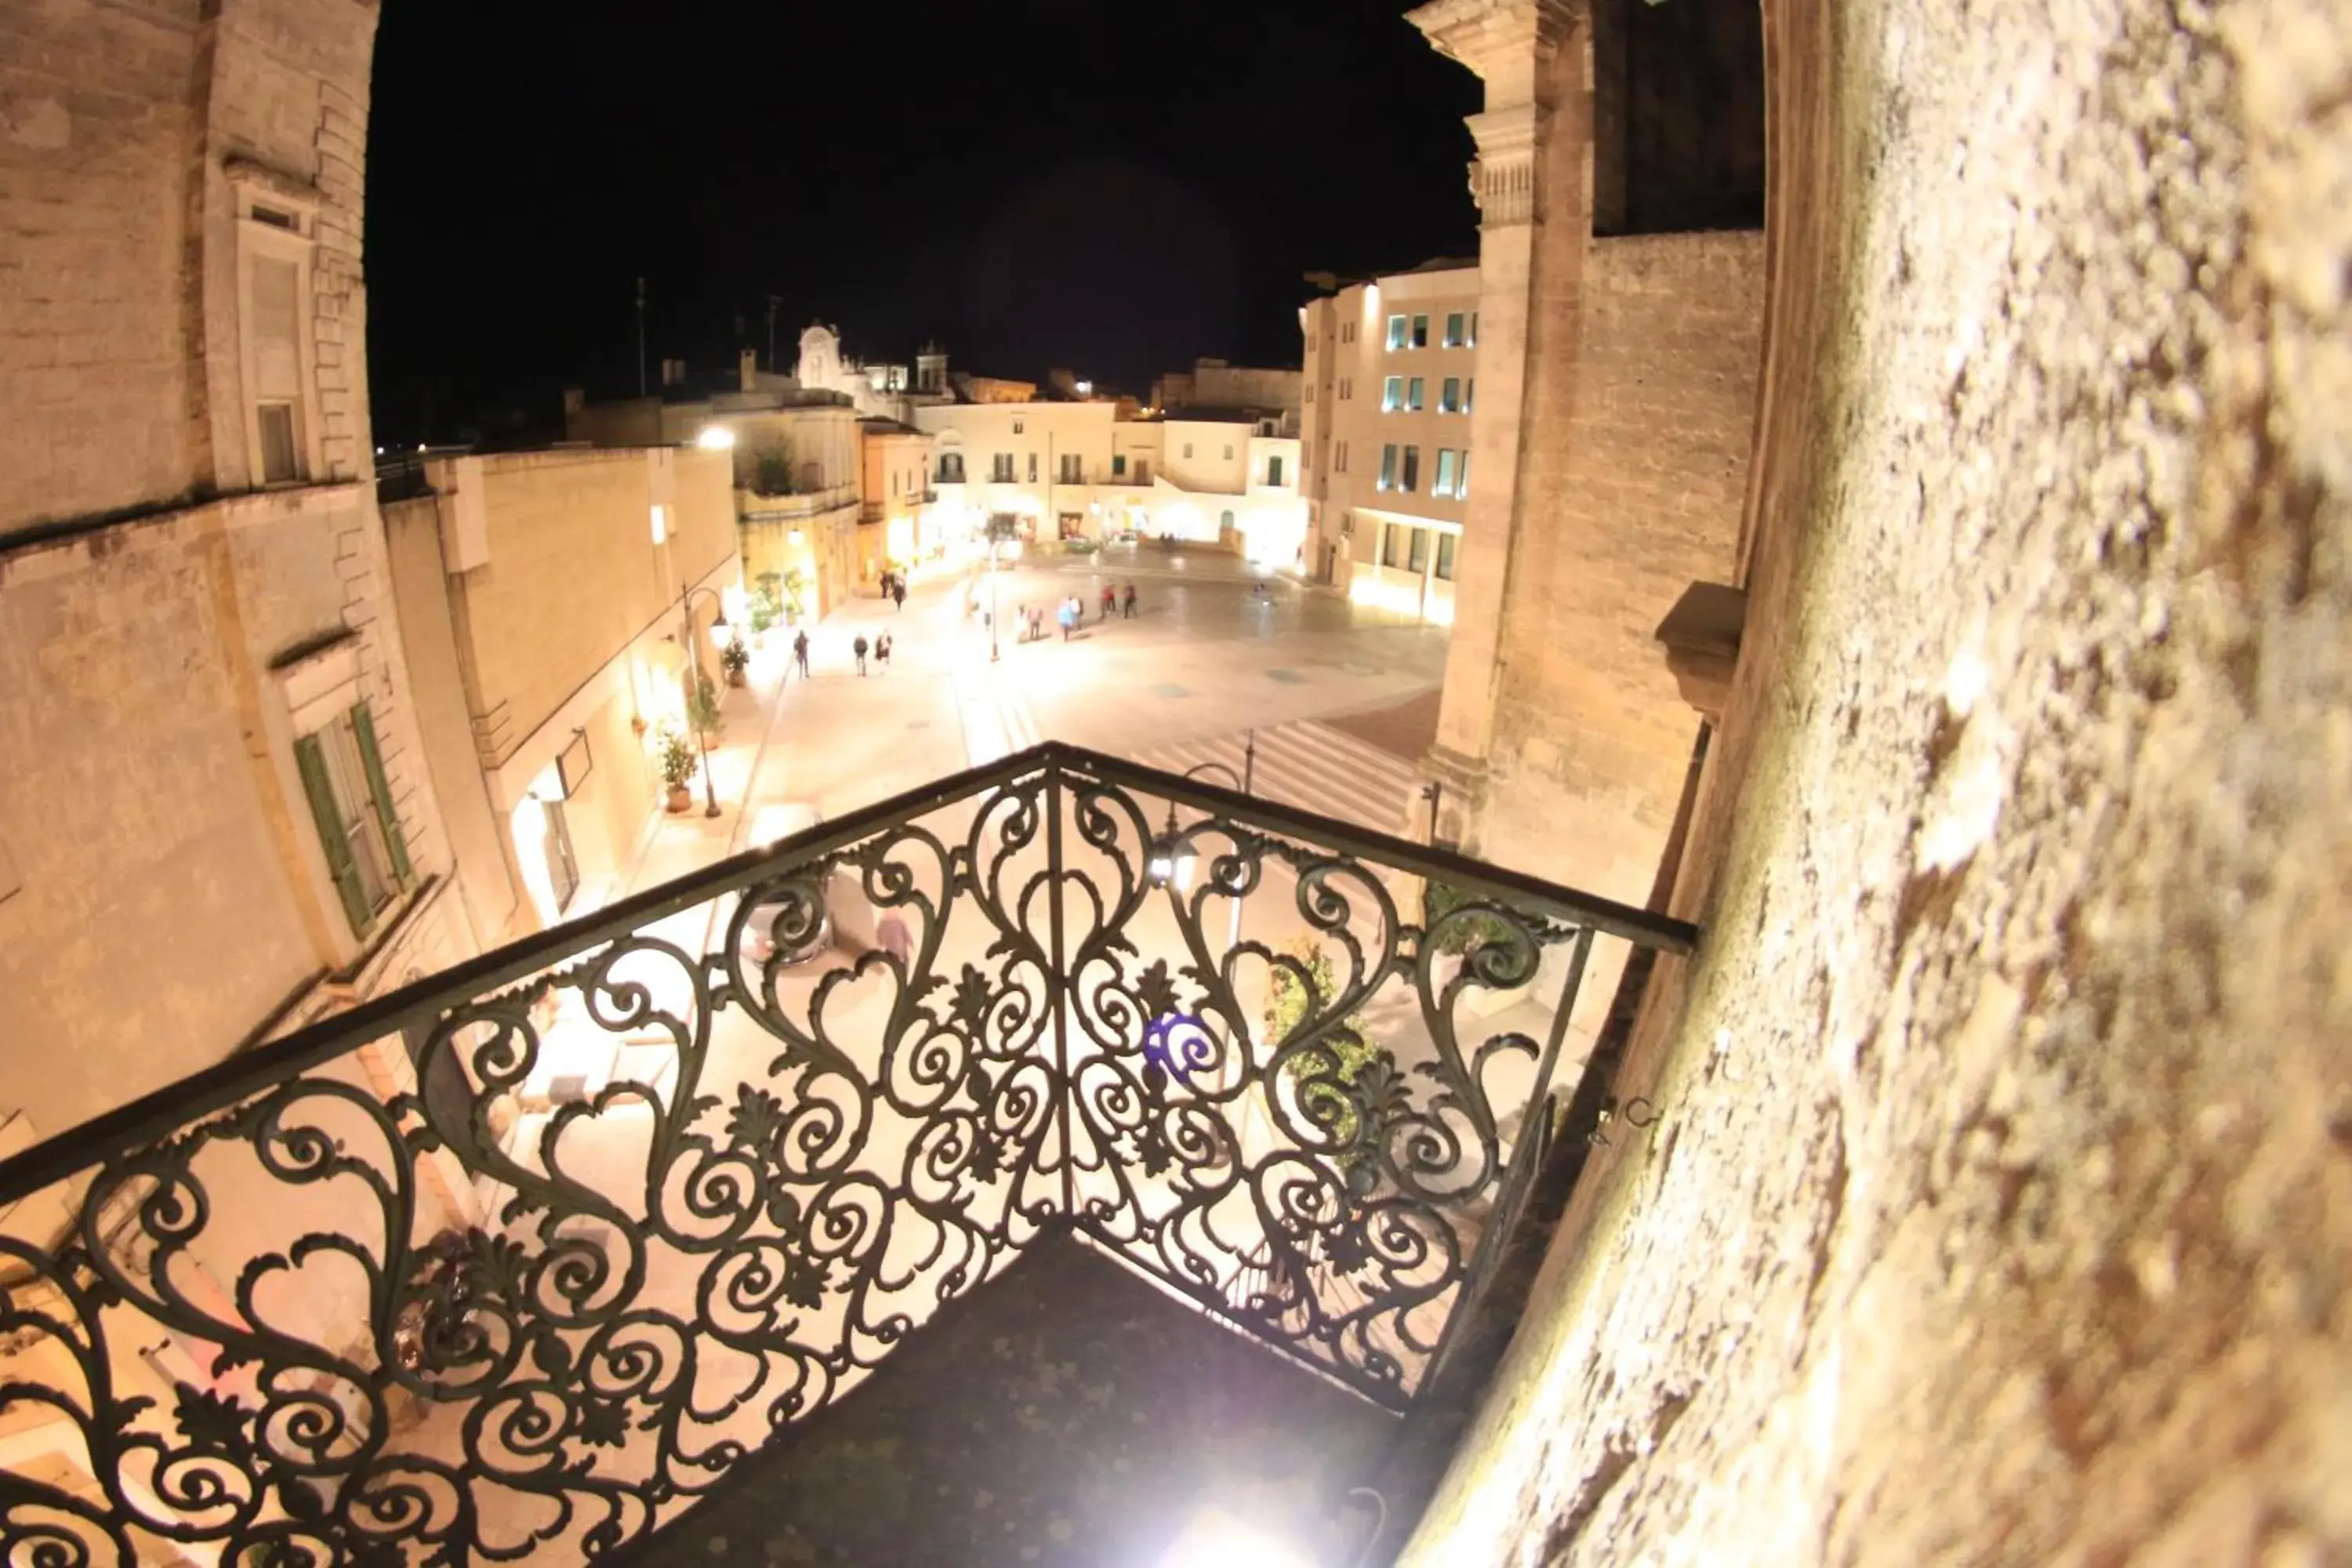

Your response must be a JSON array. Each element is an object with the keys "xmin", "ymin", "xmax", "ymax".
[
  {"xmin": 750, "ymin": 444, "xmax": 796, "ymax": 495},
  {"xmin": 1421, "ymin": 879, "xmax": 1522, "ymax": 956},
  {"xmin": 686, "ymin": 670, "xmax": 725, "ymax": 746},
  {"xmin": 1263, "ymin": 936, "xmax": 1385, "ymax": 1174}
]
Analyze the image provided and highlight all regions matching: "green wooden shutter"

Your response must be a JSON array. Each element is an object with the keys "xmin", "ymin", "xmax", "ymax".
[
  {"xmin": 296, "ymin": 733, "xmax": 372, "ymax": 937},
  {"xmin": 349, "ymin": 702, "xmax": 415, "ymax": 888}
]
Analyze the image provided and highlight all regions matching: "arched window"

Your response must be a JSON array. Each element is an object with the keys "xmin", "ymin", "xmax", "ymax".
[{"xmin": 1221, "ymin": 510, "xmax": 1236, "ymax": 530}]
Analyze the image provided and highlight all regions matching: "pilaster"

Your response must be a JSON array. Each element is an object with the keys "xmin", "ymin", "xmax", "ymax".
[{"xmin": 1407, "ymin": 0, "xmax": 1585, "ymax": 774}]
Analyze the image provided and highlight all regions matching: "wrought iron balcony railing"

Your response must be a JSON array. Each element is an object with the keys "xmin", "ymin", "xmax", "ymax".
[{"xmin": 0, "ymin": 743, "xmax": 1692, "ymax": 1566}]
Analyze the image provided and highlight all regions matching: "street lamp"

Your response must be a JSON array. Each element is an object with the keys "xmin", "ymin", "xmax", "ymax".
[
  {"xmin": 984, "ymin": 514, "xmax": 1019, "ymax": 664},
  {"xmin": 678, "ymin": 584, "xmax": 729, "ymax": 818},
  {"xmin": 1149, "ymin": 758, "xmax": 1249, "ymax": 894}
]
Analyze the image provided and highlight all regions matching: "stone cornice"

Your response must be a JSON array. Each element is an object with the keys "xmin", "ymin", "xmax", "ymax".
[{"xmin": 1406, "ymin": 0, "xmax": 1581, "ymax": 78}]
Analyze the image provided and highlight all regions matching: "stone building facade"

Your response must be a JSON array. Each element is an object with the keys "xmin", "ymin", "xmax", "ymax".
[
  {"xmin": 1389, "ymin": 0, "xmax": 1767, "ymax": 1055},
  {"xmin": 0, "ymin": 0, "xmax": 471, "ymax": 1145},
  {"xmin": 1396, "ymin": 0, "xmax": 2352, "ymax": 1559},
  {"xmin": 381, "ymin": 447, "xmax": 740, "ymax": 942},
  {"xmin": 565, "ymin": 380, "xmax": 862, "ymax": 619}
]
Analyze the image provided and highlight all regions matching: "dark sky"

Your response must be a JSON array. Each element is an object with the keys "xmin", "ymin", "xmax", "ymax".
[{"xmin": 364, "ymin": 0, "xmax": 1483, "ymax": 445}]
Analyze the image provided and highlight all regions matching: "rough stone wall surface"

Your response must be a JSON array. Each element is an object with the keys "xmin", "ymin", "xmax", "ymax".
[
  {"xmin": 382, "ymin": 495, "xmax": 523, "ymax": 947},
  {"xmin": 1480, "ymin": 225, "xmax": 1764, "ymax": 913},
  {"xmin": 0, "ymin": 0, "xmax": 206, "ymax": 532},
  {"xmin": 1406, "ymin": 0, "xmax": 2351, "ymax": 1562},
  {"xmin": 455, "ymin": 448, "xmax": 735, "ymax": 771},
  {"xmin": 0, "ymin": 499, "xmax": 359, "ymax": 1136}
]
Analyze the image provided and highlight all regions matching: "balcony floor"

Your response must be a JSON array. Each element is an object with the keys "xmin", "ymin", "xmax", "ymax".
[{"xmin": 615, "ymin": 1229, "xmax": 1396, "ymax": 1567}]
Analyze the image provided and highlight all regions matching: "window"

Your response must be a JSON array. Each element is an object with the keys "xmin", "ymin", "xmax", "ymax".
[
  {"xmin": 1335, "ymin": 441, "xmax": 1348, "ymax": 473},
  {"xmin": 1467, "ymin": 377, "xmax": 1477, "ymax": 414},
  {"xmin": 1408, "ymin": 528, "xmax": 1429, "ymax": 572},
  {"xmin": 1013, "ymin": 419, "xmax": 1025, "ymax": 434},
  {"xmin": 991, "ymin": 453, "xmax": 1015, "ymax": 482},
  {"xmin": 939, "ymin": 453, "xmax": 966, "ymax": 483},
  {"xmin": 1058, "ymin": 452, "xmax": 1083, "ymax": 483},
  {"xmin": 1378, "ymin": 444, "xmax": 1397, "ymax": 491},
  {"xmin": 1381, "ymin": 522, "xmax": 1404, "ymax": 568},
  {"xmin": 1267, "ymin": 455, "xmax": 1285, "ymax": 486},
  {"xmin": 1436, "ymin": 532, "xmax": 1458, "ymax": 581},
  {"xmin": 1305, "ymin": 384, "xmax": 1315, "ymax": 404},
  {"xmin": 1383, "ymin": 376, "xmax": 1403, "ymax": 412},
  {"xmin": 1401, "ymin": 445, "xmax": 1420, "ymax": 492},
  {"xmin": 1435, "ymin": 448, "xmax": 1458, "ymax": 497},
  {"xmin": 257, "ymin": 404, "xmax": 300, "ymax": 484},
  {"xmin": 1386, "ymin": 314, "xmax": 1407, "ymax": 350},
  {"xmin": 890, "ymin": 471, "xmax": 898, "ymax": 498},
  {"xmin": 1458, "ymin": 450, "xmax": 1472, "ymax": 497},
  {"xmin": 1223, "ymin": 445, "xmax": 1234, "ymax": 459},
  {"xmin": 247, "ymin": 252, "xmax": 307, "ymax": 483},
  {"xmin": 1135, "ymin": 459, "xmax": 1152, "ymax": 483},
  {"xmin": 1183, "ymin": 443, "xmax": 1194, "ymax": 459},
  {"xmin": 1407, "ymin": 378, "xmax": 1425, "ymax": 412},
  {"xmin": 1444, "ymin": 312, "xmax": 1465, "ymax": 348},
  {"xmin": 1221, "ymin": 510, "xmax": 1236, "ymax": 530},
  {"xmin": 296, "ymin": 702, "xmax": 412, "ymax": 939},
  {"xmin": 1411, "ymin": 314, "xmax": 1429, "ymax": 348},
  {"xmin": 1112, "ymin": 453, "xmax": 1127, "ymax": 476},
  {"xmin": 1441, "ymin": 377, "xmax": 1462, "ymax": 414},
  {"xmin": 1340, "ymin": 377, "xmax": 1352, "ymax": 401},
  {"xmin": 1026, "ymin": 452, "xmax": 1038, "ymax": 482},
  {"xmin": 1468, "ymin": 311, "xmax": 1479, "ymax": 347}
]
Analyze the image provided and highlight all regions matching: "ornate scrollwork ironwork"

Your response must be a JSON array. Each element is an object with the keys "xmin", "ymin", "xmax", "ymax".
[{"xmin": 0, "ymin": 745, "xmax": 1690, "ymax": 1565}]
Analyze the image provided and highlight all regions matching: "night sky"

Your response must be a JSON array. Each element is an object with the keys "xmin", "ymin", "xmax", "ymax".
[{"xmin": 363, "ymin": 0, "xmax": 1483, "ymax": 446}]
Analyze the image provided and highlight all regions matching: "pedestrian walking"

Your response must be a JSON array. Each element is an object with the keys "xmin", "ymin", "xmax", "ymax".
[
  {"xmin": 876, "ymin": 632, "xmax": 893, "ymax": 670},
  {"xmin": 853, "ymin": 633, "xmax": 869, "ymax": 675},
  {"xmin": 793, "ymin": 629, "xmax": 810, "ymax": 679},
  {"xmin": 892, "ymin": 578, "xmax": 907, "ymax": 611},
  {"xmin": 1058, "ymin": 599, "xmax": 1075, "ymax": 642},
  {"xmin": 1122, "ymin": 583, "xmax": 1137, "ymax": 619},
  {"xmin": 1032, "ymin": 607, "xmax": 1044, "ymax": 642},
  {"xmin": 1100, "ymin": 585, "xmax": 1116, "ymax": 621}
]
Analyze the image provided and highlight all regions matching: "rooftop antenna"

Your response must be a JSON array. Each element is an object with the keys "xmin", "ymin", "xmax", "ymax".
[{"xmin": 765, "ymin": 295, "xmax": 782, "ymax": 374}]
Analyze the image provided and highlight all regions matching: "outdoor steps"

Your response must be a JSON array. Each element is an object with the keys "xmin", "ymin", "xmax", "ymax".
[{"xmin": 1124, "ymin": 717, "xmax": 1422, "ymax": 842}]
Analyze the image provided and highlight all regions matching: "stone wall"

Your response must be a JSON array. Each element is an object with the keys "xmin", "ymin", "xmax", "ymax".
[
  {"xmin": 0, "ymin": 0, "xmax": 380, "ymax": 535},
  {"xmin": 382, "ymin": 494, "xmax": 522, "ymax": 946},
  {"xmin": 1403, "ymin": 0, "xmax": 2352, "ymax": 1559},
  {"xmin": 450, "ymin": 447, "xmax": 736, "ymax": 775},
  {"xmin": 0, "ymin": 487, "xmax": 452, "ymax": 1138},
  {"xmin": 0, "ymin": 0, "xmax": 208, "ymax": 530},
  {"xmin": 0, "ymin": 0, "xmax": 467, "ymax": 1148},
  {"xmin": 1480, "ymin": 229, "xmax": 1764, "ymax": 907}
]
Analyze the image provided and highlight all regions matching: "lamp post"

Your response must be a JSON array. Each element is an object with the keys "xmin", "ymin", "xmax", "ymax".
[
  {"xmin": 1150, "ymin": 760, "xmax": 1252, "ymax": 955},
  {"xmin": 679, "ymin": 584, "xmax": 731, "ymax": 818},
  {"xmin": 984, "ymin": 514, "xmax": 1018, "ymax": 664}
]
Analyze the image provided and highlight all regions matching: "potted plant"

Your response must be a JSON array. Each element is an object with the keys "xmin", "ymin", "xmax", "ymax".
[
  {"xmin": 720, "ymin": 638, "xmax": 751, "ymax": 688},
  {"xmin": 658, "ymin": 725, "xmax": 697, "ymax": 813}
]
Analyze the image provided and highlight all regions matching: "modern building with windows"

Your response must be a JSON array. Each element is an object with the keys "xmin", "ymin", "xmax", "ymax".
[{"xmin": 1298, "ymin": 258, "xmax": 1481, "ymax": 621}]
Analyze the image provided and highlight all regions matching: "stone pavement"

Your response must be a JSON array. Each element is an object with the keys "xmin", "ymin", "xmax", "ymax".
[{"xmin": 599, "ymin": 543, "xmax": 1450, "ymax": 951}]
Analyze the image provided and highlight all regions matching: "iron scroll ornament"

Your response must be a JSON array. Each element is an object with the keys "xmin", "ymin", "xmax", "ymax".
[{"xmin": 0, "ymin": 745, "xmax": 1690, "ymax": 1566}]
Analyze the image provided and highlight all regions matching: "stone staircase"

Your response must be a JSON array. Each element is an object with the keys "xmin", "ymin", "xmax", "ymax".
[{"xmin": 1125, "ymin": 717, "xmax": 1424, "ymax": 841}]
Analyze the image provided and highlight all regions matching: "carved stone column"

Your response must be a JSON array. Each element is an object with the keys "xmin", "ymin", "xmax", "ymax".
[{"xmin": 1406, "ymin": 0, "xmax": 1582, "ymax": 852}]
